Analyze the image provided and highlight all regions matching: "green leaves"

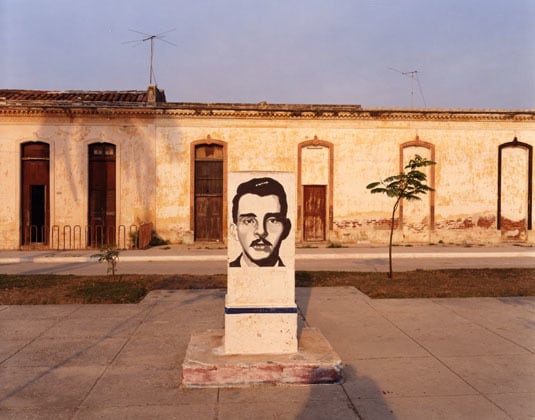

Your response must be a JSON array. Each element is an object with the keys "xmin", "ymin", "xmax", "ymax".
[
  {"xmin": 366, "ymin": 154, "xmax": 437, "ymax": 279},
  {"xmin": 91, "ymin": 246, "xmax": 120, "ymax": 280},
  {"xmin": 366, "ymin": 182, "xmax": 381, "ymax": 189},
  {"xmin": 366, "ymin": 154, "xmax": 436, "ymax": 201},
  {"xmin": 405, "ymin": 154, "xmax": 436, "ymax": 170}
]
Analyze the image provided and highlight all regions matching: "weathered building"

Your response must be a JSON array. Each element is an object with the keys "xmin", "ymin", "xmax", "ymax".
[{"xmin": 0, "ymin": 86, "xmax": 533, "ymax": 249}]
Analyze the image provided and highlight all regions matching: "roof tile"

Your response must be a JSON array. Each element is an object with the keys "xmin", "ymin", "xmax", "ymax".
[{"xmin": 0, "ymin": 89, "xmax": 150, "ymax": 102}]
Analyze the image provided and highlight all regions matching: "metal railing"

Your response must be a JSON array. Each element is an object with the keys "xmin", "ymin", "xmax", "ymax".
[{"xmin": 22, "ymin": 223, "xmax": 153, "ymax": 250}]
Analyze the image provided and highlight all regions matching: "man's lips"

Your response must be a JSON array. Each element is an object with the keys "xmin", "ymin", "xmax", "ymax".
[{"xmin": 250, "ymin": 239, "xmax": 272, "ymax": 251}]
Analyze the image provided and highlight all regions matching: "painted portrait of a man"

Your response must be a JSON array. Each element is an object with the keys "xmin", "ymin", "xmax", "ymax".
[{"xmin": 229, "ymin": 177, "xmax": 291, "ymax": 267}]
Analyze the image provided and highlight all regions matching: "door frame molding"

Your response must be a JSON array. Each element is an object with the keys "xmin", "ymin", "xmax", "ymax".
[
  {"xmin": 399, "ymin": 137, "xmax": 436, "ymax": 230},
  {"xmin": 497, "ymin": 137, "xmax": 532, "ymax": 231},
  {"xmin": 190, "ymin": 138, "xmax": 227, "ymax": 242},
  {"xmin": 20, "ymin": 141, "xmax": 51, "ymax": 246},
  {"xmin": 87, "ymin": 142, "xmax": 117, "ymax": 246},
  {"xmin": 297, "ymin": 137, "xmax": 333, "ymax": 242}
]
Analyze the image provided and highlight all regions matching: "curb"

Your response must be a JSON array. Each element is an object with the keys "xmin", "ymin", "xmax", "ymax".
[{"xmin": 0, "ymin": 251, "xmax": 534, "ymax": 265}]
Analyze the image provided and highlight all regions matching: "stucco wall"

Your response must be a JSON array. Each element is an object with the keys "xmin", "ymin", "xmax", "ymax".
[
  {"xmin": 156, "ymin": 117, "xmax": 534, "ymax": 245},
  {"xmin": 1, "ymin": 107, "xmax": 534, "ymax": 249},
  {"xmin": 0, "ymin": 116, "xmax": 156, "ymax": 249}
]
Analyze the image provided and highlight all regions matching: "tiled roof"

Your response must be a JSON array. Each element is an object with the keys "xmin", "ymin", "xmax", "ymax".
[{"xmin": 0, "ymin": 89, "xmax": 150, "ymax": 102}]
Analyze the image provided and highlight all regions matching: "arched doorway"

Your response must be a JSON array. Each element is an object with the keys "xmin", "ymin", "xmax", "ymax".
[
  {"xmin": 498, "ymin": 138, "xmax": 532, "ymax": 241},
  {"xmin": 298, "ymin": 138, "xmax": 334, "ymax": 242},
  {"xmin": 399, "ymin": 138, "xmax": 436, "ymax": 242},
  {"xmin": 21, "ymin": 142, "xmax": 50, "ymax": 245},
  {"xmin": 88, "ymin": 143, "xmax": 116, "ymax": 247},
  {"xmin": 192, "ymin": 142, "xmax": 225, "ymax": 241}
]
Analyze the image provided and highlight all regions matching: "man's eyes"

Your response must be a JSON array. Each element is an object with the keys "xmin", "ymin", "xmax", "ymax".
[
  {"xmin": 241, "ymin": 217, "xmax": 256, "ymax": 225},
  {"xmin": 238, "ymin": 216, "xmax": 282, "ymax": 226}
]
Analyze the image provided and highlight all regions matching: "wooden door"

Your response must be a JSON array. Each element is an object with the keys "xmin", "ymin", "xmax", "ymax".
[
  {"xmin": 88, "ymin": 143, "xmax": 116, "ymax": 247},
  {"xmin": 194, "ymin": 145, "xmax": 223, "ymax": 241},
  {"xmin": 21, "ymin": 142, "xmax": 50, "ymax": 245},
  {"xmin": 303, "ymin": 185, "xmax": 326, "ymax": 241}
]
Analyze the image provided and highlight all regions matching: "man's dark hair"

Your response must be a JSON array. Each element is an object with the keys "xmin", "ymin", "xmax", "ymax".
[{"xmin": 231, "ymin": 177, "xmax": 288, "ymax": 223}]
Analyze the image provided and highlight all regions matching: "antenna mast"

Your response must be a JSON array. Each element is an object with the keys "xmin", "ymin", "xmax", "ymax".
[
  {"xmin": 389, "ymin": 67, "xmax": 427, "ymax": 108},
  {"xmin": 123, "ymin": 29, "xmax": 176, "ymax": 85}
]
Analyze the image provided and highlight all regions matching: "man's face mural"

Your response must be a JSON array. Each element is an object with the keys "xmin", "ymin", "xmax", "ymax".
[{"xmin": 230, "ymin": 178, "xmax": 291, "ymax": 267}]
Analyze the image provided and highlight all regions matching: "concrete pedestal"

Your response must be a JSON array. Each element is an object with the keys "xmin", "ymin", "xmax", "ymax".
[
  {"xmin": 224, "ymin": 311, "xmax": 297, "ymax": 354},
  {"xmin": 182, "ymin": 327, "xmax": 343, "ymax": 387},
  {"xmin": 181, "ymin": 172, "xmax": 343, "ymax": 388}
]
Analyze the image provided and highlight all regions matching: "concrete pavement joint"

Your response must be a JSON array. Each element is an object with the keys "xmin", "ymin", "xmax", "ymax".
[
  {"xmin": 0, "ymin": 305, "xmax": 82, "ymax": 366},
  {"xmin": 340, "ymin": 383, "xmax": 364, "ymax": 420},
  {"xmin": 367, "ymin": 299, "xmax": 514, "ymax": 418},
  {"xmin": 0, "ymin": 305, "xmax": 151, "ymax": 408},
  {"xmin": 72, "ymin": 302, "xmax": 160, "ymax": 417},
  {"xmin": 1, "ymin": 289, "xmax": 533, "ymax": 418},
  {"xmin": 432, "ymin": 298, "xmax": 535, "ymax": 355},
  {"xmin": 0, "ymin": 305, "xmax": 86, "ymax": 401}
]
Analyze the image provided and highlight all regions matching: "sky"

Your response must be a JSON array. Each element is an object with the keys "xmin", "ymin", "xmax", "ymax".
[{"xmin": 1, "ymin": 0, "xmax": 534, "ymax": 109}]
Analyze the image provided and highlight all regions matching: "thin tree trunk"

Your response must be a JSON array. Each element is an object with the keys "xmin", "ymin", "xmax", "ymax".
[{"xmin": 389, "ymin": 199, "xmax": 401, "ymax": 279}]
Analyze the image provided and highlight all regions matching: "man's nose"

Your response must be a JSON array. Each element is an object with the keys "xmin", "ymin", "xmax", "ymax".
[{"xmin": 255, "ymin": 223, "xmax": 267, "ymax": 238}]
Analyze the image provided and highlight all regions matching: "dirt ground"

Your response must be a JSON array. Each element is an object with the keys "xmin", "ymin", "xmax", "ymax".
[{"xmin": 0, "ymin": 269, "xmax": 534, "ymax": 304}]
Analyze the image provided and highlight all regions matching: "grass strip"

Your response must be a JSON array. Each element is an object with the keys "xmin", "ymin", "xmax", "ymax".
[{"xmin": 0, "ymin": 269, "xmax": 533, "ymax": 304}]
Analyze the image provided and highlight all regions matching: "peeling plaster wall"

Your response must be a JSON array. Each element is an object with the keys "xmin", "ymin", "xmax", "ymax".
[
  {"xmin": 154, "ymin": 126, "xmax": 189, "ymax": 243},
  {"xmin": 155, "ymin": 117, "xmax": 534, "ymax": 245},
  {"xmin": 0, "ymin": 117, "xmax": 156, "ymax": 249},
  {"xmin": 1, "ymin": 108, "xmax": 534, "ymax": 248},
  {"xmin": 500, "ymin": 147, "xmax": 529, "ymax": 241},
  {"xmin": 0, "ymin": 126, "xmax": 22, "ymax": 248},
  {"xmin": 301, "ymin": 146, "xmax": 329, "ymax": 185},
  {"xmin": 328, "ymin": 124, "xmax": 535, "ymax": 245}
]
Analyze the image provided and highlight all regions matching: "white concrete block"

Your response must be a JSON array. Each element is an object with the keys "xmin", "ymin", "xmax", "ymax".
[
  {"xmin": 224, "ymin": 312, "xmax": 297, "ymax": 355},
  {"xmin": 225, "ymin": 172, "xmax": 297, "ymax": 355}
]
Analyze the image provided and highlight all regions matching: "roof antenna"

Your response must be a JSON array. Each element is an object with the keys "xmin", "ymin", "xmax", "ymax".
[
  {"xmin": 389, "ymin": 68, "xmax": 427, "ymax": 108},
  {"xmin": 123, "ymin": 28, "xmax": 177, "ymax": 85}
]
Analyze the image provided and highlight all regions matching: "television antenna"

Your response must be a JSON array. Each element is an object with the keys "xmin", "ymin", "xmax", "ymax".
[
  {"xmin": 123, "ymin": 28, "xmax": 177, "ymax": 85},
  {"xmin": 389, "ymin": 67, "xmax": 427, "ymax": 108}
]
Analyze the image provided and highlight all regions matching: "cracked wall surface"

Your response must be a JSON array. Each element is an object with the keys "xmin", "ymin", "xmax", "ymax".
[{"xmin": 1, "ymin": 105, "xmax": 534, "ymax": 248}]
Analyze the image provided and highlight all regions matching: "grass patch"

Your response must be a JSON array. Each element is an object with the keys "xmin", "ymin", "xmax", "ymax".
[
  {"xmin": 0, "ymin": 270, "xmax": 533, "ymax": 304},
  {"xmin": 295, "ymin": 269, "xmax": 535, "ymax": 299},
  {"xmin": 71, "ymin": 280, "xmax": 147, "ymax": 304},
  {"xmin": 0, "ymin": 274, "xmax": 63, "ymax": 289}
]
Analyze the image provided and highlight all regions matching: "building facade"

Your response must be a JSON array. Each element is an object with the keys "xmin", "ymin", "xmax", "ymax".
[{"xmin": 1, "ymin": 87, "xmax": 533, "ymax": 249}]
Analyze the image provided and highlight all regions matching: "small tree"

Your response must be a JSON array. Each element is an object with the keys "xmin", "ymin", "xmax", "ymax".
[
  {"xmin": 92, "ymin": 246, "xmax": 120, "ymax": 280},
  {"xmin": 366, "ymin": 154, "xmax": 436, "ymax": 279}
]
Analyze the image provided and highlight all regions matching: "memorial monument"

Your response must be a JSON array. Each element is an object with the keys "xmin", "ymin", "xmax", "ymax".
[{"xmin": 182, "ymin": 172, "xmax": 342, "ymax": 386}]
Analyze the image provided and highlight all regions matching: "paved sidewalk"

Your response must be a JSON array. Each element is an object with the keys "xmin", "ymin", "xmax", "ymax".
[
  {"xmin": 0, "ymin": 244, "xmax": 534, "ymax": 275},
  {"xmin": 1, "ymin": 288, "xmax": 534, "ymax": 419}
]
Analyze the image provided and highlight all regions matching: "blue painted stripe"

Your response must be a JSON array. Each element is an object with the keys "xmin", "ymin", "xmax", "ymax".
[{"xmin": 225, "ymin": 307, "xmax": 298, "ymax": 314}]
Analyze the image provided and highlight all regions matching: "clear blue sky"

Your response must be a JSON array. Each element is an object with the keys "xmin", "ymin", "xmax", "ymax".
[{"xmin": 1, "ymin": 0, "xmax": 534, "ymax": 109}]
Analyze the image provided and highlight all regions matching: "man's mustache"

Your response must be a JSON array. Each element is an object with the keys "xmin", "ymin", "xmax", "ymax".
[{"xmin": 250, "ymin": 238, "xmax": 272, "ymax": 247}]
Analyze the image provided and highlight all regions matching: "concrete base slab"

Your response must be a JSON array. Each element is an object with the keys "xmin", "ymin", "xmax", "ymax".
[{"xmin": 182, "ymin": 327, "xmax": 342, "ymax": 387}]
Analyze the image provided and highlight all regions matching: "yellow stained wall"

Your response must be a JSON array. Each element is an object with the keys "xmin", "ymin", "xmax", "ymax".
[
  {"xmin": 154, "ymin": 117, "xmax": 534, "ymax": 245},
  {"xmin": 1, "ymin": 110, "xmax": 534, "ymax": 249},
  {"xmin": 0, "ymin": 116, "xmax": 156, "ymax": 249}
]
